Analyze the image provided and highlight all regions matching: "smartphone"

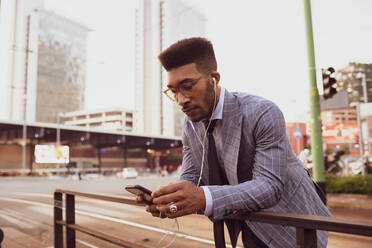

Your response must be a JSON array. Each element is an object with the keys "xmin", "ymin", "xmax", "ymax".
[{"xmin": 125, "ymin": 185, "xmax": 153, "ymax": 203}]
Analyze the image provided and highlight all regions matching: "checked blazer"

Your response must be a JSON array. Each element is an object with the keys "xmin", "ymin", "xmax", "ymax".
[{"xmin": 180, "ymin": 89, "xmax": 331, "ymax": 248}]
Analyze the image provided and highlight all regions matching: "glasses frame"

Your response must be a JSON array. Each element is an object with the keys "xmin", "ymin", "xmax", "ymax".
[{"xmin": 163, "ymin": 76, "xmax": 203, "ymax": 102}]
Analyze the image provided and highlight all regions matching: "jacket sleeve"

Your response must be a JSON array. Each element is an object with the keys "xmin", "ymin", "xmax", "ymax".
[{"xmin": 207, "ymin": 102, "xmax": 288, "ymax": 220}]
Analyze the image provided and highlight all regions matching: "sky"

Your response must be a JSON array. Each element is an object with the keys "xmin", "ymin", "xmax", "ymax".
[{"xmin": 43, "ymin": 0, "xmax": 372, "ymax": 122}]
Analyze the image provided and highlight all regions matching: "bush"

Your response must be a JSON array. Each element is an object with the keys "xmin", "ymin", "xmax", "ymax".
[{"xmin": 326, "ymin": 174, "xmax": 372, "ymax": 195}]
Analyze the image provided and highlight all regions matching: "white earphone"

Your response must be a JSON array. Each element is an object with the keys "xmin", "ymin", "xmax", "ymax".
[
  {"xmin": 189, "ymin": 77, "xmax": 217, "ymax": 186},
  {"xmin": 156, "ymin": 79, "xmax": 218, "ymax": 248}
]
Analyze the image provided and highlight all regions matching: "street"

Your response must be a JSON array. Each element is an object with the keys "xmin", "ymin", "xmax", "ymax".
[{"xmin": 0, "ymin": 175, "xmax": 371, "ymax": 247}]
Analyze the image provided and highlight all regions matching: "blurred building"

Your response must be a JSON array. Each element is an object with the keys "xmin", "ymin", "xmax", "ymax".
[
  {"xmin": 0, "ymin": 0, "xmax": 44, "ymax": 121},
  {"xmin": 320, "ymin": 90, "xmax": 357, "ymax": 126},
  {"xmin": 335, "ymin": 62, "xmax": 372, "ymax": 104},
  {"xmin": 320, "ymin": 88, "xmax": 372, "ymax": 154},
  {"xmin": 0, "ymin": 0, "xmax": 88, "ymax": 123},
  {"xmin": 34, "ymin": 10, "xmax": 88, "ymax": 123},
  {"xmin": 61, "ymin": 108, "xmax": 135, "ymax": 132},
  {"xmin": 135, "ymin": 0, "xmax": 206, "ymax": 136}
]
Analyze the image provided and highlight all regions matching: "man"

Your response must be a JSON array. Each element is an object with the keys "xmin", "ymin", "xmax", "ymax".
[{"xmin": 138, "ymin": 37, "xmax": 331, "ymax": 247}]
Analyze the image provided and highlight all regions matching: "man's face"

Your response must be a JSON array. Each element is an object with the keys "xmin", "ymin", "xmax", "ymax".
[{"xmin": 167, "ymin": 63, "xmax": 215, "ymax": 122}]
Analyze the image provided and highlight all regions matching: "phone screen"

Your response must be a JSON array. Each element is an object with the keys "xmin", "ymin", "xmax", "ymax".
[{"xmin": 125, "ymin": 185, "xmax": 153, "ymax": 202}]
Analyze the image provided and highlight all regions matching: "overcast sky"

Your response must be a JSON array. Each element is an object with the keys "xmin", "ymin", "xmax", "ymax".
[{"xmin": 44, "ymin": 0, "xmax": 372, "ymax": 122}]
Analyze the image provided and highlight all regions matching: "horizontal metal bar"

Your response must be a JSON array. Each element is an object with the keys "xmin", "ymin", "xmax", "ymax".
[
  {"xmin": 56, "ymin": 190, "xmax": 372, "ymax": 238},
  {"xmin": 230, "ymin": 211, "xmax": 372, "ymax": 236},
  {"xmin": 56, "ymin": 221, "xmax": 147, "ymax": 248},
  {"xmin": 55, "ymin": 189, "xmax": 143, "ymax": 206}
]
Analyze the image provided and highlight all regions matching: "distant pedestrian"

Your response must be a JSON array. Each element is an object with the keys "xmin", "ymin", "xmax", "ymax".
[{"xmin": 298, "ymin": 148, "xmax": 310, "ymax": 165}]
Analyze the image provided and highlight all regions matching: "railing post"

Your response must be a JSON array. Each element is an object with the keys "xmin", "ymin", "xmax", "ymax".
[
  {"xmin": 296, "ymin": 227, "xmax": 317, "ymax": 248},
  {"xmin": 0, "ymin": 227, "xmax": 4, "ymax": 248},
  {"xmin": 66, "ymin": 194, "xmax": 76, "ymax": 248},
  {"xmin": 54, "ymin": 192, "xmax": 63, "ymax": 248}
]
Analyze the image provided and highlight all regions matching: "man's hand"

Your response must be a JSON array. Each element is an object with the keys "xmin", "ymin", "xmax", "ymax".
[
  {"xmin": 152, "ymin": 180, "xmax": 206, "ymax": 219},
  {"xmin": 136, "ymin": 194, "xmax": 166, "ymax": 218}
]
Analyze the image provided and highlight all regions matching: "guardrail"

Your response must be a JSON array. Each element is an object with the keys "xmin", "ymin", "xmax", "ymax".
[
  {"xmin": 0, "ymin": 228, "xmax": 3, "ymax": 248},
  {"xmin": 54, "ymin": 189, "xmax": 372, "ymax": 248}
]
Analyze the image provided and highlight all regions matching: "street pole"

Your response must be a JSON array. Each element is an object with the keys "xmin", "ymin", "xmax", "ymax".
[
  {"xmin": 22, "ymin": 114, "xmax": 26, "ymax": 171},
  {"xmin": 57, "ymin": 113, "xmax": 61, "ymax": 147},
  {"xmin": 356, "ymin": 102, "xmax": 364, "ymax": 157},
  {"xmin": 296, "ymin": 122, "xmax": 301, "ymax": 155},
  {"xmin": 362, "ymin": 72, "xmax": 371, "ymax": 156},
  {"xmin": 303, "ymin": 0, "xmax": 326, "ymax": 197},
  {"xmin": 291, "ymin": 99, "xmax": 301, "ymax": 155}
]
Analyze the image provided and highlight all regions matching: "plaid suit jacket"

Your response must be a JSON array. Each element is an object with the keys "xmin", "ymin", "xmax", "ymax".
[{"xmin": 180, "ymin": 89, "xmax": 331, "ymax": 248}]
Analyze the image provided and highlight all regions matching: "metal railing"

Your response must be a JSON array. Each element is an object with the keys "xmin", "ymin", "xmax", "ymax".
[
  {"xmin": 0, "ymin": 228, "xmax": 3, "ymax": 248},
  {"xmin": 54, "ymin": 189, "xmax": 372, "ymax": 248}
]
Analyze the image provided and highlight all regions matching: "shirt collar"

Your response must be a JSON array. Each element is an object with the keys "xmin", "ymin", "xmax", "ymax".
[{"xmin": 210, "ymin": 87, "xmax": 225, "ymax": 120}]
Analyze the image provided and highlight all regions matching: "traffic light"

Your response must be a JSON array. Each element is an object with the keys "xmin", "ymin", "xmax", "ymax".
[{"xmin": 322, "ymin": 67, "xmax": 337, "ymax": 99}]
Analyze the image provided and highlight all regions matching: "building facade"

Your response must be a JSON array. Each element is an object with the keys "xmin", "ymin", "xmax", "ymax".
[
  {"xmin": 0, "ymin": 0, "xmax": 88, "ymax": 123},
  {"xmin": 61, "ymin": 108, "xmax": 135, "ymax": 132},
  {"xmin": 320, "ymin": 88, "xmax": 372, "ymax": 154},
  {"xmin": 34, "ymin": 10, "xmax": 88, "ymax": 123},
  {"xmin": 0, "ymin": 0, "xmax": 44, "ymax": 121},
  {"xmin": 321, "ymin": 108, "xmax": 357, "ymax": 126},
  {"xmin": 335, "ymin": 62, "xmax": 372, "ymax": 104},
  {"xmin": 135, "ymin": 0, "xmax": 206, "ymax": 136}
]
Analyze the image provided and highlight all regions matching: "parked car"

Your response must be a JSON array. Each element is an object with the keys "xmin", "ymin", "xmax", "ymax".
[{"xmin": 119, "ymin": 168, "xmax": 138, "ymax": 179}]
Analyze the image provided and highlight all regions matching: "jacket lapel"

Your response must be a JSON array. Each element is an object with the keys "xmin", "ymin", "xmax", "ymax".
[
  {"xmin": 220, "ymin": 91, "xmax": 242, "ymax": 186},
  {"xmin": 188, "ymin": 90, "xmax": 242, "ymax": 186}
]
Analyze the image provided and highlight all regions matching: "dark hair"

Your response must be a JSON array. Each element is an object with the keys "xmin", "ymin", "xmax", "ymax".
[{"xmin": 158, "ymin": 37, "xmax": 217, "ymax": 74}]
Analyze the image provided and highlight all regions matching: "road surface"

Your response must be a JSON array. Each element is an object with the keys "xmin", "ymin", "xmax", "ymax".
[{"xmin": 0, "ymin": 175, "xmax": 371, "ymax": 247}]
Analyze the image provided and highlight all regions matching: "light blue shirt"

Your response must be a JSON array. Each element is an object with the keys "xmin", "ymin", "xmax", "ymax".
[{"xmin": 201, "ymin": 87, "xmax": 225, "ymax": 216}]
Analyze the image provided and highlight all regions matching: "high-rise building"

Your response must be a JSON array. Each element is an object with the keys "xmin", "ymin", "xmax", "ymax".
[
  {"xmin": 0, "ymin": 0, "xmax": 88, "ymax": 123},
  {"xmin": 34, "ymin": 10, "xmax": 88, "ymax": 123},
  {"xmin": 135, "ymin": 0, "xmax": 206, "ymax": 136},
  {"xmin": 0, "ymin": 0, "xmax": 44, "ymax": 121}
]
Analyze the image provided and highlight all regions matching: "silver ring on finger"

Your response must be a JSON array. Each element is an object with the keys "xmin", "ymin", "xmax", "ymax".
[{"xmin": 169, "ymin": 202, "xmax": 178, "ymax": 214}]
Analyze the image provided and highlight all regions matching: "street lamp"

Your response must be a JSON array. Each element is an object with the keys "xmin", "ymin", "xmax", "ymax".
[
  {"xmin": 291, "ymin": 99, "xmax": 302, "ymax": 155},
  {"xmin": 21, "ymin": 94, "xmax": 27, "ymax": 172}
]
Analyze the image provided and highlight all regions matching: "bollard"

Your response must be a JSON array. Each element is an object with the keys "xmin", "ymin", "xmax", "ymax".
[
  {"xmin": 54, "ymin": 192, "xmax": 63, "ymax": 248},
  {"xmin": 0, "ymin": 227, "xmax": 4, "ymax": 248},
  {"xmin": 65, "ymin": 194, "xmax": 76, "ymax": 248}
]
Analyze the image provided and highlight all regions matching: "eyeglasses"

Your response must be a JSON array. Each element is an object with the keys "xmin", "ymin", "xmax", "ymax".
[{"xmin": 163, "ymin": 76, "xmax": 202, "ymax": 102}]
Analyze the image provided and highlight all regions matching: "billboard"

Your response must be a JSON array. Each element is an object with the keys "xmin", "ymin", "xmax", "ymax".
[
  {"xmin": 322, "ymin": 124, "xmax": 359, "ymax": 143},
  {"xmin": 35, "ymin": 145, "xmax": 69, "ymax": 164}
]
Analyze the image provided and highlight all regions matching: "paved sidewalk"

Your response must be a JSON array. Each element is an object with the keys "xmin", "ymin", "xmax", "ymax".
[
  {"xmin": 327, "ymin": 193, "xmax": 372, "ymax": 210},
  {"xmin": 327, "ymin": 194, "xmax": 372, "ymax": 248}
]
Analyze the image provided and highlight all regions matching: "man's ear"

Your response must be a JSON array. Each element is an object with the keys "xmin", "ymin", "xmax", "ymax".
[{"xmin": 210, "ymin": 71, "xmax": 220, "ymax": 85}]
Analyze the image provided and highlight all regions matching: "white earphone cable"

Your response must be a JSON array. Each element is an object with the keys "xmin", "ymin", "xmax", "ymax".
[
  {"xmin": 156, "ymin": 217, "xmax": 180, "ymax": 248},
  {"xmin": 196, "ymin": 78, "xmax": 217, "ymax": 187},
  {"xmin": 158, "ymin": 78, "xmax": 217, "ymax": 248}
]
